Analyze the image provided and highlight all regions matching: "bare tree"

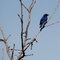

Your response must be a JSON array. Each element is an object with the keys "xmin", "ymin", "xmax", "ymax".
[
  {"xmin": 0, "ymin": 0, "xmax": 60, "ymax": 60},
  {"xmin": 0, "ymin": 0, "xmax": 37, "ymax": 60}
]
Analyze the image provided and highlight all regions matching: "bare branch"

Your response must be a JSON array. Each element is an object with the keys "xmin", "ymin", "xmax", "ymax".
[
  {"xmin": 11, "ymin": 44, "xmax": 15, "ymax": 60},
  {"xmin": 1, "ymin": 0, "xmax": 37, "ymax": 60},
  {"xmin": 0, "ymin": 38, "xmax": 11, "ymax": 59},
  {"xmin": 19, "ymin": 0, "xmax": 25, "ymax": 59},
  {"xmin": 0, "ymin": 26, "xmax": 5, "ymax": 39},
  {"xmin": 22, "ymin": 2, "xmax": 29, "ymax": 12},
  {"xmin": 5, "ymin": 43, "xmax": 11, "ymax": 59},
  {"xmin": 2, "ymin": 48, "xmax": 4, "ymax": 60},
  {"xmin": 0, "ymin": 38, "xmax": 6, "ymax": 43},
  {"xmin": 18, "ymin": 55, "xmax": 24, "ymax": 60},
  {"xmin": 6, "ymin": 34, "xmax": 11, "ymax": 41},
  {"xmin": 24, "ymin": 38, "xmax": 38, "ymax": 50},
  {"xmin": 0, "ymin": 26, "xmax": 11, "ymax": 41},
  {"xmin": 10, "ymin": 48, "xmax": 22, "ymax": 52},
  {"xmin": 46, "ymin": 21, "xmax": 59, "ymax": 27},
  {"xmin": 29, "ymin": 0, "xmax": 36, "ymax": 13},
  {"xmin": 35, "ymin": 21, "xmax": 59, "ymax": 38},
  {"xmin": 48, "ymin": 0, "xmax": 60, "ymax": 21},
  {"xmin": 24, "ymin": 0, "xmax": 36, "ymax": 46},
  {"xmin": 25, "ymin": 54, "xmax": 33, "ymax": 56},
  {"xmin": 17, "ymin": 14, "xmax": 22, "ymax": 22},
  {"xmin": 17, "ymin": 37, "xmax": 37, "ymax": 60},
  {"xmin": 0, "ymin": 26, "xmax": 11, "ymax": 60},
  {"xmin": 17, "ymin": 54, "xmax": 33, "ymax": 60}
]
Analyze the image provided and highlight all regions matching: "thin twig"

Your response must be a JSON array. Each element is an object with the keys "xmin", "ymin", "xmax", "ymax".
[
  {"xmin": 22, "ymin": 2, "xmax": 29, "ymax": 12},
  {"xmin": 35, "ymin": 21, "xmax": 59, "ymax": 38},
  {"xmin": 0, "ymin": 26, "xmax": 5, "ymax": 39},
  {"xmin": 25, "ymin": 54, "xmax": 33, "ymax": 56},
  {"xmin": 2, "ymin": 48, "xmax": 4, "ymax": 60},
  {"xmin": 46, "ymin": 21, "xmax": 59, "ymax": 27},
  {"xmin": 5, "ymin": 43, "xmax": 11, "ymax": 59},
  {"xmin": 48, "ymin": 0, "xmax": 60, "ymax": 21},
  {"xmin": 10, "ymin": 48, "xmax": 22, "ymax": 51},
  {"xmin": 11, "ymin": 44, "xmax": 15, "ymax": 60}
]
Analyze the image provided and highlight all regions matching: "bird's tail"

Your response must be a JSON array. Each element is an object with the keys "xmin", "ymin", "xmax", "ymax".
[{"xmin": 40, "ymin": 26, "xmax": 45, "ymax": 31}]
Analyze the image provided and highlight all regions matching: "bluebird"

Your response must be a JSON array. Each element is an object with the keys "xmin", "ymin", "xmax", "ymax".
[{"xmin": 39, "ymin": 14, "xmax": 49, "ymax": 31}]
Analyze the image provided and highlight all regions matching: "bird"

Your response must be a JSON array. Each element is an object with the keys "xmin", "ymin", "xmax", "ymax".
[{"xmin": 39, "ymin": 14, "xmax": 49, "ymax": 31}]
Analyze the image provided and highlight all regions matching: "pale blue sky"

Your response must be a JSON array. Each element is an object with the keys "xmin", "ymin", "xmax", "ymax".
[{"xmin": 0, "ymin": 0, "xmax": 60, "ymax": 60}]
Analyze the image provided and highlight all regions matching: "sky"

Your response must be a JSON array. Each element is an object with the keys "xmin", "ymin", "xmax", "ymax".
[{"xmin": 0, "ymin": 0, "xmax": 60, "ymax": 60}]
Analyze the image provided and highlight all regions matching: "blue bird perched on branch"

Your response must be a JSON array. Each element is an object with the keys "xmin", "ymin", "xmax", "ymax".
[{"xmin": 39, "ymin": 14, "xmax": 49, "ymax": 31}]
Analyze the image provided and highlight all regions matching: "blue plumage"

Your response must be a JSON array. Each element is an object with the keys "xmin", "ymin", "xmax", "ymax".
[{"xmin": 39, "ymin": 14, "xmax": 49, "ymax": 31}]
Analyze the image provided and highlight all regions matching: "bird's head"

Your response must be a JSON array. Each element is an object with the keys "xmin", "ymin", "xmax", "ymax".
[{"xmin": 44, "ymin": 14, "xmax": 49, "ymax": 16}]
